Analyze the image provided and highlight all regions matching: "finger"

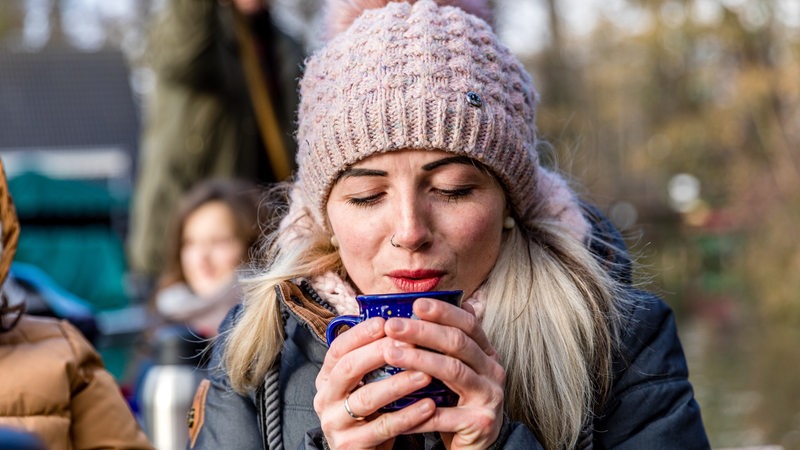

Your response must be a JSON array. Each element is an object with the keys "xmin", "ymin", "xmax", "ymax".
[
  {"xmin": 383, "ymin": 344, "xmax": 504, "ymax": 402},
  {"xmin": 315, "ymin": 336, "xmax": 393, "ymax": 395},
  {"xmin": 317, "ymin": 317, "xmax": 385, "ymax": 383},
  {"xmin": 324, "ymin": 399, "xmax": 436, "ymax": 450},
  {"xmin": 325, "ymin": 317, "xmax": 386, "ymax": 363},
  {"xmin": 413, "ymin": 298, "xmax": 497, "ymax": 358},
  {"xmin": 384, "ymin": 317, "xmax": 498, "ymax": 377},
  {"xmin": 315, "ymin": 320, "xmax": 438, "ymax": 450},
  {"xmin": 368, "ymin": 399, "xmax": 436, "ymax": 442},
  {"xmin": 405, "ymin": 406, "xmax": 502, "ymax": 447},
  {"xmin": 460, "ymin": 301, "xmax": 476, "ymax": 317},
  {"xmin": 344, "ymin": 370, "xmax": 432, "ymax": 419}
]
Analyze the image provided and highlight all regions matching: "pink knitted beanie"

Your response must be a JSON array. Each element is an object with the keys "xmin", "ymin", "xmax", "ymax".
[{"xmin": 295, "ymin": 0, "xmax": 590, "ymax": 240}]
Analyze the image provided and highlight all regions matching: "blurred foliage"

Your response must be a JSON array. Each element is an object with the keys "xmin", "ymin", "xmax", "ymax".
[
  {"xmin": 0, "ymin": 4, "xmax": 15, "ymax": 37},
  {"xmin": 527, "ymin": 0, "xmax": 800, "ymax": 447}
]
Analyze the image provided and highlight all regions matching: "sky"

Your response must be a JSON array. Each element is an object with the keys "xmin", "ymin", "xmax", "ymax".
[{"xmin": 495, "ymin": 0, "xmax": 799, "ymax": 56}]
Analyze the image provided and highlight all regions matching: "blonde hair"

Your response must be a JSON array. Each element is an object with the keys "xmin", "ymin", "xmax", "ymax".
[
  {"xmin": 222, "ymin": 185, "xmax": 628, "ymax": 450},
  {"xmin": 482, "ymin": 220, "xmax": 626, "ymax": 449},
  {"xmin": 222, "ymin": 187, "xmax": 342, "ymax": 391}
]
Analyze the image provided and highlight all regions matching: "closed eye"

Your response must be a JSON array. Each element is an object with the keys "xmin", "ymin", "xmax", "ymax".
[
  {"xmin": 346, "ymin": 192, "xmax": 385, "ymax": 207},
  {"xmin": 435, "ymin": 187, "xmax": 474, "ymax": 201}
]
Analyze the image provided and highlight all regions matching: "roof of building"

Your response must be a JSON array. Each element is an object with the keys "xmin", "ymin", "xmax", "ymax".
[{"xmin": 0, "ymin": 48, "xmax": 139, "ymax": 150}]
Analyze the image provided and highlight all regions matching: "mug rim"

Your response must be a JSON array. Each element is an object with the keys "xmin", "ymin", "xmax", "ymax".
[{"xmin": 355, "ymin": 290, "xmax": 463, "ymax": 303}]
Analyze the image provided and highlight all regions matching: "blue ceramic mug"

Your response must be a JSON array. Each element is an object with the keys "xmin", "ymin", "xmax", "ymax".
[{"xmin": 326, "ymin": 290, "xmax": 464, "ymax": 411}]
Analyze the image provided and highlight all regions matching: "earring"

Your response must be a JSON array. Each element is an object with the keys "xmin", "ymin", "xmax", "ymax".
[
  {"xmin": 330, "ymin": 235, "xmax": 340, "ymax": 248},
  {"xmin": 503, "ymin": 216, "xmax": 516, "ymax": 229}
]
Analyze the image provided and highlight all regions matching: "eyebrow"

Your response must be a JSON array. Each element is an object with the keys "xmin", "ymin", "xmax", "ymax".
[
  {"xmin": 335, "ymin": 155, "xmax": 479, "ymax": 182},
  {"xmin": 335, "ymin": 167, "xmax": 387, "ymax": 182},
  {"xmin": 422, "ymin": 155, "xmax": 477, "ymax": 171}
]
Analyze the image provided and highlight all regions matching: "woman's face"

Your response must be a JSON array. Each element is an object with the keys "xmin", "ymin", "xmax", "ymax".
[
  {"xmin": 326, "ymin": 150, "xmax": 508, "ymax": 299},
  {"xmin": 181, "ymin": 201, "xmax": 247, "ymax": 297}
]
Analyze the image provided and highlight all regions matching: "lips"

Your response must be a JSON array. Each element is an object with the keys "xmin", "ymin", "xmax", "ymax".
[{"xmin": 387, "ymin": 269, "xmax": 445, "ymax": 292}]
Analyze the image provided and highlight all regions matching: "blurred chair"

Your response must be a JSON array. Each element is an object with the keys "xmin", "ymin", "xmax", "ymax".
[
  {"xmin": 8, "ymin": 262, "xmax": 97, "ymax": 342},
  {"xmin": 3, "ymin": 170, "xmax": 148, "ymax": 382},
  {"xmin": 0, "ymin": 427, "xmax": 47, "ymax": 450},
  {"xmin": 6, "ymin": 171, "xmax": 130, "ymax": 311}
]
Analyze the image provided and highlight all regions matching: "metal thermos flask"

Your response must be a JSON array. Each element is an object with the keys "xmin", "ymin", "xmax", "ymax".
[{"xmin": 140, "ymin": 325, "xmax": 206, "ymax": 450}]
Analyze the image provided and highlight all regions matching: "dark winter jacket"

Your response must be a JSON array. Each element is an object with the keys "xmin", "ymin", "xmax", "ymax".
[{"xmin": 188, "ymin": 210, "xmax": 709, "ymax": 449}]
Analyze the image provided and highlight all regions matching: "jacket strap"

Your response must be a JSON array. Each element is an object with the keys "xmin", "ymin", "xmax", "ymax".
[
  {"xmin": 257, "ymin": 361, "xmax": 284, "ymax": 450},
  {"xmin": 231, "ymin": 8, "xmax": 293, "ymax": 181}
]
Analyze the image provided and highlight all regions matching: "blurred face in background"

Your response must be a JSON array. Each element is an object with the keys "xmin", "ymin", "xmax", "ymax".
[
  {"xmin": 231, "ymin": 0, "xmax": 268, "ymax": 15},
  {"xmin": 181, "ymin": 201, "xmax": 247, "ymax": 297}
]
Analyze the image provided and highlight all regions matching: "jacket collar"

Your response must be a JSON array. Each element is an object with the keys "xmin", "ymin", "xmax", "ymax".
[{"xmin": 276, "ymin": 280, "xmax": 336, "ymax": 346}]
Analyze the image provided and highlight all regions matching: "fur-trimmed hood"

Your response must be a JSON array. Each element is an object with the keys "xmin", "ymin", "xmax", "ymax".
[
  {"xmin": 0, "ymin": 160, "xmax": 19, "ymax": 288},
  {"xmin": 0, "ymin": 159, "xmax": 23, "ymax": 332}
]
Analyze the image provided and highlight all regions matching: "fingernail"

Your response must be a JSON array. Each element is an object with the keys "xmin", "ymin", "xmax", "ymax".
[
  {"xmin": 417, "ymin": 399, "xmax": 433, "ymax": 413},
  {"xmin": 387, "ymin": 319, "xmax": 406, "ymax": 332},
  {"xmin": 368, "ymin": 319, "xmax": 382, "ymax": 335},
  {"xmin": 416, "ymin": 298, "xmax": 432, "ymax": 313},
  {"xmin": 410, "ymin": 371, "xmax": 427, "ymax": 383}
]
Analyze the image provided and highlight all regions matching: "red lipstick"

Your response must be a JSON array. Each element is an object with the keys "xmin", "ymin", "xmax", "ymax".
[{"xmin": 387, "ymin": 269, "xmax": 444, "ymax": 292}]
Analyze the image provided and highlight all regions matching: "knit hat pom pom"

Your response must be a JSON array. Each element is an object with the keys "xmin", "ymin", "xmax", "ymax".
[{"xmin": 323, "ymin": 0, "xmax": 493, "ymax": 41}]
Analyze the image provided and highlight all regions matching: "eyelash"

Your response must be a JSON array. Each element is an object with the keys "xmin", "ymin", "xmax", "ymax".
[
  {"xmin": 346, "ymin": 187, "xmax": 474, "ymax": 207},
  {"xmin": 436, "ymin": 187, "xmax": 473, "ymax": 202},
  {"xmin": 346, "ymin": 193, "xmax": 383, "ymax": 207}
]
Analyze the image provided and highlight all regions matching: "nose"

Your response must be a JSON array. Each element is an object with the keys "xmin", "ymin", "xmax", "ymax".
[
  {"xmin": 183, "ymin": 242, "xmax": 213, "ymax": 265},
  {"xmin": 390, "ymin": 194, "xmax": 432, "ymax": 251}
]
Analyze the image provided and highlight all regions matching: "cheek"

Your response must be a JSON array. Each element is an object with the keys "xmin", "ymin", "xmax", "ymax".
[
  {"xmin": 454, "ymin": 204, "xmax": 504, "ymax": 241},
  {"xmin": 328, "ymin": 210, "xmax": 386, "ymax": 291},
  {"xmin": 333, "ymin": 221, "xmax": 380, "ymax": 270},
  {"xmin": 329, "ymin": 205, "xmax": 382, "ymax": 250},
  {"xmin": 449, "ymin": 205, "xmax": 505, "ymax": 267},
  {"xmin": 216, "ymin": 244, "xmax": 246, "ymax": 268},
  {"xmin": 181, "ymin": 246, "xmax": 199, "ymax": 268}
]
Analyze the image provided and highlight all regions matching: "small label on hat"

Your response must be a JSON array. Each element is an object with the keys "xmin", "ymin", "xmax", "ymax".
[{"xmin": 466, "ymin": 91, "xmax": 483, "ymax": 107}]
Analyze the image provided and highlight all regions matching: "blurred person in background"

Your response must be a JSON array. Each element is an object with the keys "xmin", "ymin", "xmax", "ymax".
[
  {"xmin": 151, "ymin": 178, "xmax": 268, "ymax": 339},
  {"xmin": 132, "ymin": 178, "xmax": 271, "ymax": 448},
  {"xmin": 0, "ymin": 160, "xmax": 154, "ymax": 450},
  {"xmin": 127, "ymin": 0, "xmax": 305, "ymax": 293},
  {"xmin": 188, "ymin": 0, "xmax": 709, "ymax": 449}
]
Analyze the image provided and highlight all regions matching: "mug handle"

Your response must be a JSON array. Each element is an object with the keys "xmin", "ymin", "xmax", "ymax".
[{"xmin": 326, "ymin": 315, "xmax": 361, "ymax": 345}]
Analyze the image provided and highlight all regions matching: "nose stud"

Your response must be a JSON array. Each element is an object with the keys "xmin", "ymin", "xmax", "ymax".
[{"xmin": 390, "ymin": 234, "xmax": 400, "ymax": 248}]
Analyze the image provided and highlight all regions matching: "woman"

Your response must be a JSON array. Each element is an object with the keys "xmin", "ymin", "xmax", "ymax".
[
  {"xmin": 190, "ymin": 1, "xmax": 709, "ymax": 449},
  {"xmin": 152, "ymin": 178, "xmax": 267, "ymax": 338},
  {"xmin": 0, "ymin": 160, "xmax": 154, "ymax": 450}
]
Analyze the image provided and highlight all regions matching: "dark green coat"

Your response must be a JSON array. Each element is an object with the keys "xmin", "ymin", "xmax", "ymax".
[{"xmin": 128, "ymin": 0, "xmax": 303, "ymax": 276}]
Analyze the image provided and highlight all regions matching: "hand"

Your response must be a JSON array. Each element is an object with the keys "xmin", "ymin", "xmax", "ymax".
[
  {"xmin": 314, "ymin": 317, "xmax": 436, "ymax": 449},
  {"xmin": 382, "ymin": 298, "xmax": 506, "ymax": 450}
]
